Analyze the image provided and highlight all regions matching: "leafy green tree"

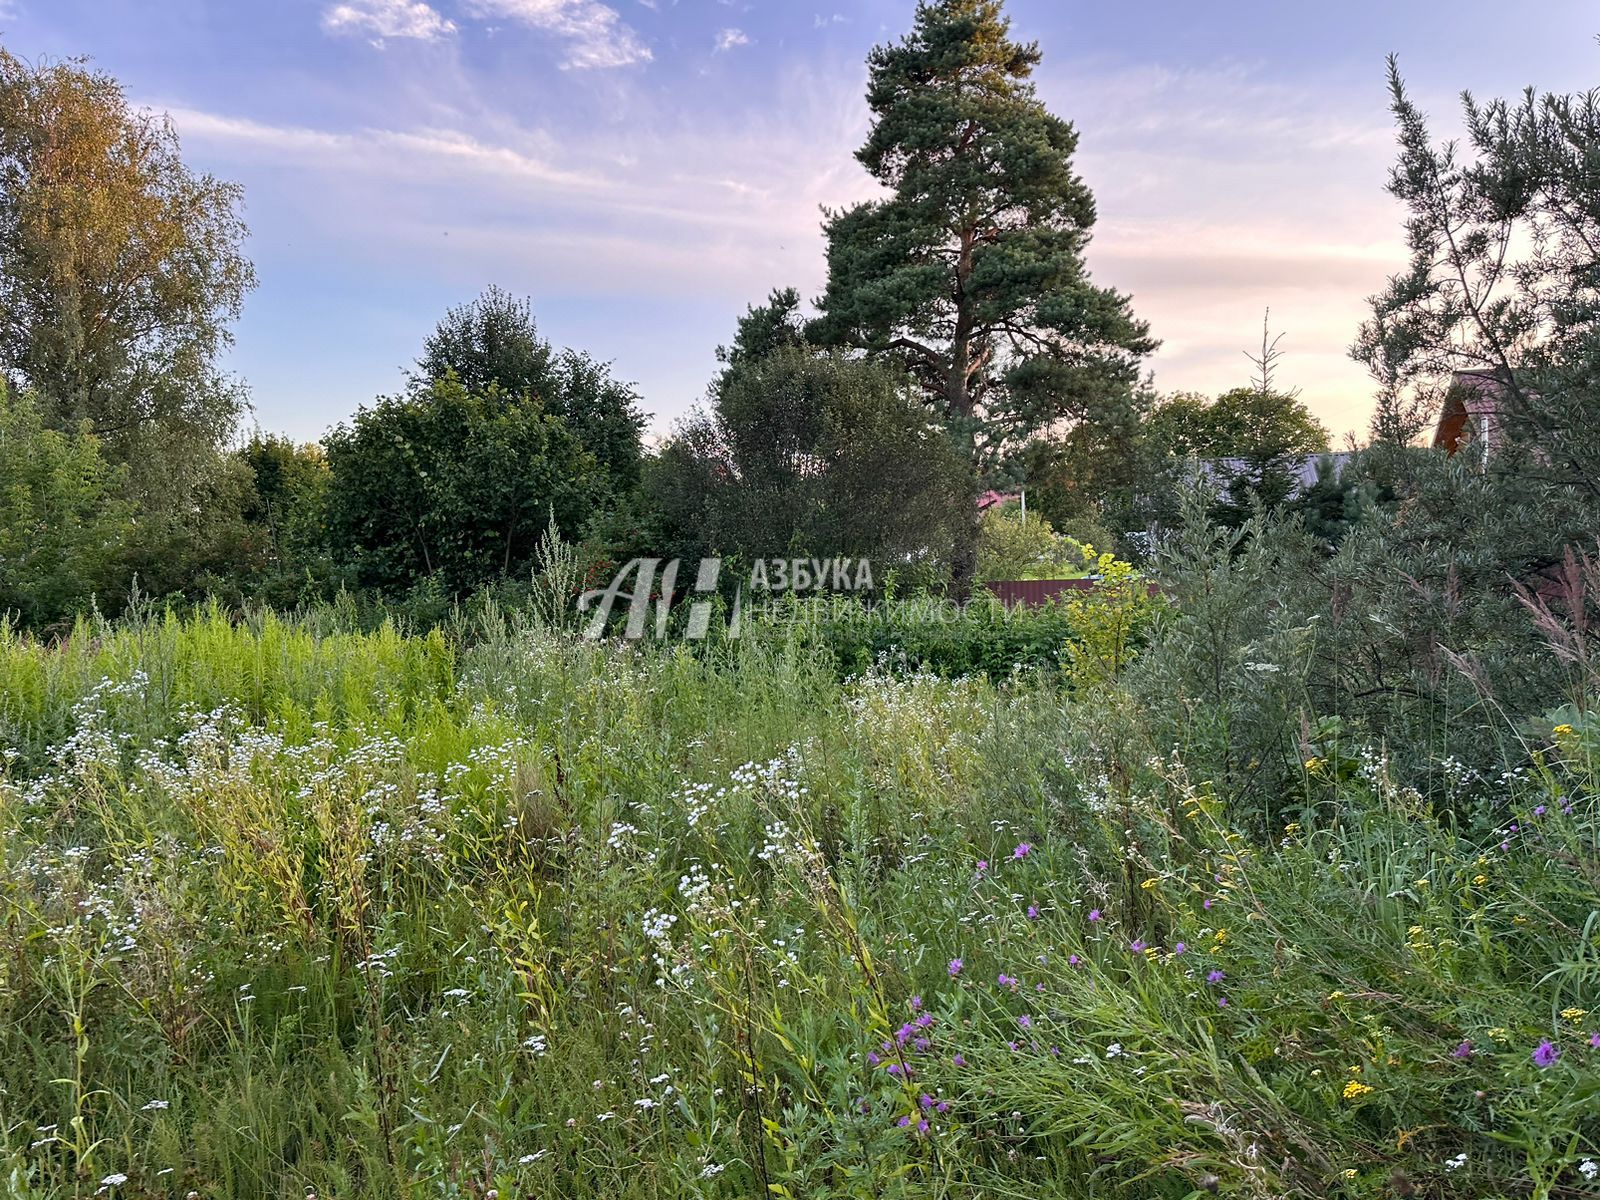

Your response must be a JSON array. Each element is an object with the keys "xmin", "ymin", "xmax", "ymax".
[
  {"xmin": 975, "ymin": 504, "xmax": 1086, "ymax": 582},
  {"xmin": 0, "ymin": 382, "xmax": 131, "ymax": 626},
  {"xmin": 648, "ymin": 304, "xmax": 969, "ymax": 574},
  {"xmin": 811, "ymin": 0, "xmax": 1155, "ymax": 588},
  {"xmin": 324, "ymin": 376, "xmax": 600, "ymax": 594},
  {"xmin": 0, "ymin": 50, "xmax": 255, "ymax": 474},
  {"xmin": 228, "ymin": 435, "xmax": 332, "ymax": 600},
  {"xmin": 418, "ymin": 286, "xmax": 645, "ymax": 497}
]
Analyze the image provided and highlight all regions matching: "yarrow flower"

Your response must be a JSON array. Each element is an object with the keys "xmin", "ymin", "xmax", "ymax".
[{"xmin": 1532, "ymin": 1039, "xmax": 1561, "ymax": 1069}]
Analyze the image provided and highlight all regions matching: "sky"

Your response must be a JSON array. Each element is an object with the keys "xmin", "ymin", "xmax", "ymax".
[{"xmin": 1, "ymin": 0, "xmax": 1596, "ymax": 445}]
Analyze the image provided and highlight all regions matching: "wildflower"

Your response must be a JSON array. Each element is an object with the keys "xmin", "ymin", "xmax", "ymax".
[
  {"xmin": 1206, "ymin": 970, "xmax": 1225, "ymax": 985},
  {"xmin": 916, "ymin": 1118, "xmax": 929, "ymax": 1134},
  {"xmin": 1580, "ymin": 1159, "xmax": 1598, "ymax": 1181},
  {"xmin": 867, "ymin": 1052, "xmax": 881, "ymax": 1067},
  {"xmin": 1013, "ymin": 842, "xmax": 1032, "ymax": 859},
  {"xmin": 1067, "ymin": 954, "xmax": 1081, "ymax": 967},
  {"xmin": 1534, "ymin": 805, "xmax": 1547, "ymax": 817},
  {"xmin": 1327, "ymin": 990, "xmax": 1345, "ymax": 1001},
  {"xmin": 1473, "ymin": 874, "xmax": 1488, "ymax": 886},
  {"xmin": 952, "ymin": 1054, "xmax": 966, "ymax": 1067},
  {"xmin": 1341, "ymin": 1080, "xmax": 1374, "ymax": 1101},
  {"xmin": 1590, "ymin": 1032, "xmax": 1600, "ymax": 1049},
  {"xmin": 948, "ymin": 958, "xmax": 963, "ymax": 977},
  {"xmin": 1027, "ymin": 904, "xmax": 1040, "ymax": 920},
  {"xmin": 1532, "ymin": 1039, "xmax": 1561, "ymax": 1068},
  {"xmin": 1213, "ymin": 929, "xmax": 1228, "ymax": 944},
  {"xmin": 1560, "ymin": 1007, "xmax": 1586, "ymax": 1023},
  {"xmin": 1340, "ymin": 1169, "xmax": 1357, "ymax": 1179},
  {"xmin": 975, "ymin": 860, "xmax": 988, "ymax": 873},
  {"xmin": 1140, "ymin": 877, "xmax": 1158, "ymax": 890},
  {"xmin": 997, "ymin": 973, "xmax": 1017, "ymax": 988},
  {"xmin": 1452, "ymin": 1041, "xmax": 1473, "ymax": 1059},
  {"xmin": 1017, "ymin": 1015, "xmax": 1032, "ymax": 1030},
  {"xmin": 1105, "ymin": 1043, "xmax": 1124, "ymax": 1058},
  {"xmin": 897, "ymin": 1116, "xmax": 911, "ymax": 1128},
  {"xmin": 1203, "ymin": 898, "xmax": 1213, "ymax": 909},
  {"xmin": 141, "ymin": 1099, "xmax": 170, "ymax": 1111},
  {"xmin": 99, "ymin": 1175, "xmax": 129, "ymax": 1190},
  {"xmin": 1218, "ymin": 997, "xmax": 1228, "ymax": 1007},
  {"xmin": 1444, "ymin": 1153, "xmax": 1467, "ymax": 1171},
  {"xmin": 1129, "ymin": 939, "xmax": 1146, "ymax": 954},
  {"xmin": 1087, "ymin": 909, "xmax": 1102, "ymax": 923},
  {"xmin": 1172, "ymin": 942, "xmax": 1187, "ymax": 956},
  {"xmin": 910, "ymin": 995, "xmax": 922, "ymax": 1012},
  {"xmin": 1553, "ymin": 723, "xmax": 1574, "ymax": 736},
  {"xmin": 919, "ymin": 1094, "xmax": 935, "ymax": 1110}
]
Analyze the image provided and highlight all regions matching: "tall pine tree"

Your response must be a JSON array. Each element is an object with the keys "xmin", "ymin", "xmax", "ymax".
[{"xmin": 811, "ymin": 0, "xmax": 1154, "ymax": 589}]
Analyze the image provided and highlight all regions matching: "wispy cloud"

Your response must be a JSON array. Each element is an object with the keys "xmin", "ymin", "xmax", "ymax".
[
  {"xmin": 715, "ymin": 28, "xmax": 750, "ymax": 53},
  {"xmin": 465, "ymin": 0, "xmax": 651, "ymax": 69},
  {"xmin": 321, "ymin": 0, "xmax": 455, "ymax": 44}
]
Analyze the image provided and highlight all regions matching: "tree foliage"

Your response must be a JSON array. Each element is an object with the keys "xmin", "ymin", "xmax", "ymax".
[
  {"xmin": 418, "ymin": 286, "xmax": 646, "ymax": 498},
  {"xmin": 811, "ymin": 1, "xmax": 1155, "ymax": 474},
  {"xmin": 649, "ymin": 291, "xmax": 970, "ymax": 574},
  {"xmin": 324, "ymin": 376, "xmax": 601, "ymax": 594},
  {"xmin": 0, "ymin": 49, "xmax": 255, "ymax": 475},
  {"xmin": 0, "ymin": 382, "xmax": 131, "ymax": 626}
]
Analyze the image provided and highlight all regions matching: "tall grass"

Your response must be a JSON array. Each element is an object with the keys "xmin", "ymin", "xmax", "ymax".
[{"xmin": 0, "ymin": 600, "xmax": 1595, "ymax": 1198}]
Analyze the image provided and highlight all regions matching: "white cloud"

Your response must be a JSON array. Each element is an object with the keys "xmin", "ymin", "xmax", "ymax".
[
  {"xmin": 465, "ymin": 0, "xmax": 651, "ymax": 69},
  {"xmin": 714, "ymin": 28, "xmax": 750, "ymax": 53},
  {"xmin": 322, "ymin": 0, "xmax": 456, "ymax": 44}
]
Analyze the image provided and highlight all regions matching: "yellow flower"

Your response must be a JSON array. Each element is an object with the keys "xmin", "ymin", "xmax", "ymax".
[
  {"xmin": 1414, "ymin": 878, "xmax": 1430, "ymax": 889},
  {"xmin": 1341, "ymin": 1168, "xmax": 1358, "ymax": 1179},
  {"xmin": 1487, "ymin": 1027, "xmax": 1507, "ymax": 1042},
  {"xmin": 1341, "ymin": 1080, "xmax": 1374, "ymax": 1101},
  {"xmin": 1327, "ymin": 990, "xmax": 1346, "ymax": 1001},
  {"xmin": 1213, "ymin": 929, "xmax": 1229, "ymax": 944},
  {"xmin": 1396, "ymin": 1128, "xmax": 1417, "ymax": 1150},
  {"xmin": 1140, "ymin": 878, "xmax": 1159, "ymax": 890},
  {"xmin": 1553, "ymin": 723, "xmax": 1574, "ymax": 737},
  {"xmin": 1304, "ymin": 757, "xmax": 1324, "ymax": 774},
  {"xmin": 1561, "ymin": 1007, "xmax": 1587, "ymax": 1023},
  {"xmin": 1473, "ymin": 874, "xmax": 1488, "ymax": 886},
  {"xmin": 1513, "ymin": 914, "xmax": 1529, "ymax": 926},
  {"xmin": 1284, "ymin": 822, "xmax": 1301, "ymax": 835}
]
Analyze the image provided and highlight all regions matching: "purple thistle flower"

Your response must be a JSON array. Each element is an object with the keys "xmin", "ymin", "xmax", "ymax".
[
  {"xmin": 952, "ymin": 1053, "xmax": 966, "ymax": 1067},
  {"xmin": 867, "ymin": 1051, "xmax": 881, "ymax": 1066},
  {"xmin": 975, "ymin": 860, "xmax": 988, "ymax": 873},
  {"xmin": 1452, "ymin": 1041, "xmax": 1472, "ymax": 1059},
  {"xmin": 1018, "ymin": 1015, "xmax": 1032, "ymax": 1029},
  {"xmin": 1203, "ymin": 898, "xmax": 1213, "ymax": 909},
  {"xmin": 915, "ymin": 1012, "xmax": 933, "ymax": 1028},
  {"xmin": 1013, "ymin": 842, "xmax": 1032, "ymax": 859},
  {"xmin": 1130, "ymin": 939, "xmax": 1147, "ymax": 953},
  {"xmin": 948, "ymin": 958, "xmax": 963, "ymax": 977},
  {"xmin": 919, "ymin": 1093, "xmax": 935, "ymax": 1110},
  {"xmin": 1533, "ymin": 1039, "xmax": 1560, "ymax": 1068},
  {"xmin": 1027, "ymin": 904, "xmax": 1040, "ymax": 920},
  {"xmin": 897, "ymin": 1115, "xmax": 911, "ymax": 1128},
  {"xmin": 886, "ymin": 1063, "xmax": 906, "ymax": 1077},
  {"xmin": 1068, "ymin": 954, "xmax": 1081, "ymax": 967},
  {"xmin": 997, "ymin": 973, "xmax": 1017, "ymax": 988},
  {"xmin": 917, "ymin": 1119, "xmax": 929, "ymax": 1134},
  {"xmin": 1206, "ymin": 970, "xmax": 1225, "ymax": 984},
  {"xmin": 1088, "ymin": 909, "xmax": 1102, "ymax": 923},
  {"xmin": 936, "ymin": 1100, "xmax": 949, "ymax": 1113},
  {"xmin": 1173, "ymin": 942, "xmax": 1187, "ymax": 956},
  {"xmin": 1590, "ymin": 1032, "xmax": 1600, "ymax": 1049},
  {"xmin": 1218, "ymin": 997, "xmax": 1228, "ymax": 1008},
  {"xmin": 910, "ymin": 995, "xmax": 922, "ymax": 1012},
  {"xmin": 914, "ymin": 1037, "xmax": 931, "ymax": 1053},
  {"xmin": 1534, "ymin": 805, "xmax": 1547, "ymax": 817}
]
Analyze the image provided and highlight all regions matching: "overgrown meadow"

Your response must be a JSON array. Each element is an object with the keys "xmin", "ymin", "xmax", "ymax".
[{"xmin": 0, "ymin": 579, "xmax": 1597, "ymax": 1199}]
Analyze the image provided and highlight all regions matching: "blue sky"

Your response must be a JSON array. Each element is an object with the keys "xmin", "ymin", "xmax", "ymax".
[{"xmin": 1, "ymin": 0, "xmax": 1596, "ymax": 443}]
